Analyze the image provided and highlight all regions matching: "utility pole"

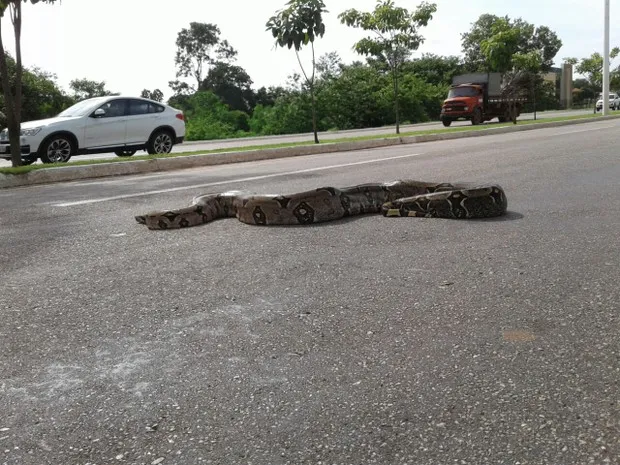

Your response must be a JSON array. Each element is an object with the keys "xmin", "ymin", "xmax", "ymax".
[{"xmin": 603, "ymin": 0, "xmax": 610, "ymax": 115}]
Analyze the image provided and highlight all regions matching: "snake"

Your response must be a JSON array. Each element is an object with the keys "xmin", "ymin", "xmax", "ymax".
[{"xmin": 134, "ymin": 180, "xmax": 507, "ymax": 230}]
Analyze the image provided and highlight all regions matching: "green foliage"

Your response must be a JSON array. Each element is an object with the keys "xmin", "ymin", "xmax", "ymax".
[
  {"xmin": 397, "ymin": 74, "xmax": 447, "ymax": 122},
  {"xmin": 140, "ymin": 88, "xmax": 164, "ymax": 102},
  {"xmin": 570, "ymin": 48, "xmax": 620, "ymax": 89},
  {"xmin": 479, "ymin": 18, "xmax": 521, "ymax": 73},
  {"xmin": 0, "ymin": 0, "xmax": 62, "ymax": 166},
  {"xmin": 69, "ymin": 78, "xmax": 117, "ymax": 101},
  {"xmin": 339, "ymin": 0, "xmax": 437, "ymax": 67},
  {"xmin": 252, "ymin": 86, "xmax": 288, "ymax": 108},
  {"xmin": 266, "ymin": 0, "xmax": 328, "ymax": 143},
  {"xmin": 402, "ymin": 54, "xmax": 463, "ymax": 87},
  {"xmin": 462, "ymin": 14, "xmax": 562, "ymax": 73},
  {"xmin": 247, "ymin": 60, "xmax": 448, "ymax": 135},
  {"xmin": 338, "ymin": 0, "xmax": 437, "ymax": 133},
  {"xmin": 201, "ymin": 61, "xmax": 254, "ymax": 113},
  {"xmin": 572, "ymin": 78, "xmax": 597, "ymax": 103},
  {"xmin": 182, "ymin": 91, "xmax": 250, "ymax": 140},
  {"xmin": 266, "ymin": 0, "xmax": 327, "ymax": 51},
  {"xmin": 315, "ymin": 61, "xmax": 391, "ymax": 130},
  {"xmin": 533, "ymin": 80, "xmax": 560, "ymax": 111},
  {"xmin": 173, "ymin": 22, "xmax": 237, "ymax": 91},
  {"xmin": 0, "ymin": 52, "xmax": 73, "ymax": 122},
  {"xmin": 249, "ymin": 93, "xmax": 313, "ymax": 135}
]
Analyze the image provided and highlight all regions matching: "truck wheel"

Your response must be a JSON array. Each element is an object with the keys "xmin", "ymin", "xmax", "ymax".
[
  {"xmin": 471, "ymin": 108, "xmax": 482, "ymax": 126},
  {"xmin": 21, "ymin": 155, "xmax": 38, "ymax": 165},
  {"xmin": 442, "ymin": 120, "xmax": 452, "ymax": 127}
]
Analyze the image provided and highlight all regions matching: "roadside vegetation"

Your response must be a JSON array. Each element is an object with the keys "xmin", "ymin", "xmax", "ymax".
[
  {"xmin": 2, "ymin": 112, "xmax": 618, "ymax": 176},
  {"xmin": 2, "ymin": 0, "xmax": 620, "ymax": 167}
]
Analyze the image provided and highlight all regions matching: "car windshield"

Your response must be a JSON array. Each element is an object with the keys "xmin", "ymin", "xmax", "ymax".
[
  {"xmin": 57, "ymin": 97, "xmax": 109, "ymax": 117},
  {"xmin": 448, "ymin": 87, "xmax": 479, "ymax": 98}
]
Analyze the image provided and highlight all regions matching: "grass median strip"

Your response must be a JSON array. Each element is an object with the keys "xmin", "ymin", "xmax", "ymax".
[{"xmin": 1, "ymin": 112, "xmax": 618, "ymax": 176}]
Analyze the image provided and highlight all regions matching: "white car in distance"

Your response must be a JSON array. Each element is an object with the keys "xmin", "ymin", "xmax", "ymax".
[
  {"xmin": 0, "ymin": 96, "xmax": 186, "ymax": 165},
  {"xmin": 595, "ymin": 92, "xmax": 620, "ymax": 112}
]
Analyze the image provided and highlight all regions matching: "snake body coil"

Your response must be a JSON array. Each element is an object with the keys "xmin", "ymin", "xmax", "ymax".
[{"xmin": 135, "ymin": 180, "xmax": 507, "ymax": 230}]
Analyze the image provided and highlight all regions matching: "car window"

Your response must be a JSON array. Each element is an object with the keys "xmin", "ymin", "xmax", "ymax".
[
  {"xmin": 128, "ymin": 100, "xmax": 165, "ymax": 115},
  {"xmin": 97, "ymin": 99, "xmax": 127, "ymax": 118},
  {"xmin": 129, "ymin": 100, "xmax": 150, "ymax": 116},
  {"xmin": 149, "ymin": 103, "xmax": 165, "ymax": 114}
]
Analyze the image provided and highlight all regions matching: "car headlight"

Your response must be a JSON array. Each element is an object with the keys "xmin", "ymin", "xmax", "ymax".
[
  {"xmin": 464, "ymin": 106, "xmax": 469, "ymax": 111},
  {"xmin": 20, "ymin": 127, "xmax": 42, "ymax": 136}
]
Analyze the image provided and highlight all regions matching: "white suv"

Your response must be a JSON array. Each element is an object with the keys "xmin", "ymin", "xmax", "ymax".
[
  {"xmin": 0, "ymin": 96, "xmax": 186, "ymax": 165},
  {"xmin": 595, "ymin": 92, "xmax": 620, "ymax": 112}
]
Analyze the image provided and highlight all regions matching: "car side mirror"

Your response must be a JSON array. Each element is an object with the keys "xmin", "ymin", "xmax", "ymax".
[{"xmin": 92, "ymin": 108, "xmax": 105, "ymax": 118}]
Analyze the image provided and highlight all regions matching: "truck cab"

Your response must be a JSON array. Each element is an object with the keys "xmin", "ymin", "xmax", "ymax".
[
  {"xmin": 440, "ymin": 85, "xmax": 484, "ymax": 127},
  {"xmin": 440, "ymin": 73, "xmax": 526, "ymax": 127}
]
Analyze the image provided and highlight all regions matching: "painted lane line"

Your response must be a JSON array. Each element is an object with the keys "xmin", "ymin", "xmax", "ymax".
[
  {"xmin": 548, "ymin": 123, "xmax": 618, "ymax": 136},
  {"xmin": 53, "ymin": 152, "xmax": 424, "ymax": 207}
]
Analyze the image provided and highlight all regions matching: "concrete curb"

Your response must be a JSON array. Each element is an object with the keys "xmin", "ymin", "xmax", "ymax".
[{"xmin": 1, "ymin": 115, "xmax": 618, "ymax": 189}]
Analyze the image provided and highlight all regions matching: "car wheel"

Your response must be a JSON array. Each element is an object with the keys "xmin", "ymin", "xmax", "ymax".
[
  {"xmin": 442, "ymin": 120, "xmax": 452, "ymax": 127},
  {"xmin": 471, "ymin": 108, "xmax": 482, "ymax": 126},
  {"xmin": 114, "ymin": 150, "xmax": 137, "ymax": 157},
  {"xmin": 39, "ymin": 135, "xmax": 74, "ymax": 164},
  {"xmin": 21, "ymin": 155, "xmax": 38, "ymax": 166},
  {"xmin": 147, "ymin": 129, "xmax": 174, "ymax": 155}
]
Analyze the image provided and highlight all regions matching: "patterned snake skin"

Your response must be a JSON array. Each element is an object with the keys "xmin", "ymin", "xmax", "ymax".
[{"xmin": 135, "ymin": 180, "xmax": 507, "ymax": 230}]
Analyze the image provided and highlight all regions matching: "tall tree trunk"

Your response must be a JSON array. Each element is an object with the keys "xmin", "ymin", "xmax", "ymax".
[
  {"xmin": 392, "ymin": 66, "xmax": 400, "ymax": 135},
  {"xmin": 0, "ymin": 14, "xmax": 22, "ymax": 167},
  {"xmin": 295, "ymin": 46, "xmax": 320, "ymax": 144},
  {"xmin": 12, "ymin": 1, "xmax": 23, "ymax": 123},
  {"xmin": 311, "ymin": 85, "xmax": 318, "ymax": 144}
]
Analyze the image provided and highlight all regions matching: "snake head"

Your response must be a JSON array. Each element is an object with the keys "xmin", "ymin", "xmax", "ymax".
[{"xmin": 135, "ymin": 215, "xmax": 146, "ymax": 224}]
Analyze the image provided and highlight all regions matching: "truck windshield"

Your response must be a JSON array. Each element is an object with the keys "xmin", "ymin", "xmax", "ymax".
[{"xmin": 448, "ymin": 87, "xmax": 479, "ymax": 98}]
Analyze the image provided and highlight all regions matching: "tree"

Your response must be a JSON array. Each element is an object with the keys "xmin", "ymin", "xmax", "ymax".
[
  {"xmin": 0, "ymin": 0, "xmax": 58, "ymax": 167},
  {"xmin": 315, "ymin": 51, "xmax": 343, "ymax": 79},
  {"xmin": 181, "ymin": 91, "xmax": 250, "ymax": 140},
  {"xmin": 252, "ymin": 85, "xmax": 288, "ymax": 108},
  {"xmin": 266, "ymin": 0, "xmax": 328, "ymax": 144},
  {"xmin": 339, "ymin": 0, "xmax": 437, "ymax": 134},
  {"xmin": 565, "ymin": 48, "xmax": 620, "ymax": 90},
  {"xmin": 479, "ymin": 17, "xmax": 522, "ymax": 73},
  {"xmin": 173, "ymin": 22, "xmax": 237, "ymax": 92},
  {"xmin": 461, "ymin": 14, "xmax": 562, "ymax": 73},
  {"xmin": 201, "ymin": 62, "xmax": 254, "ymax": 113},
  {"xmin": 402, "ymin": 53, "xmax": 463, "ymax": 87},
  {"xmin": 140, "ymin": 88, "xmax": 164, "ymax": 102},
  {"xmin": 315, "ymin": 61, "xmax": 391, "ymax": 130},
  {"xmin": 0, "ymin": 52, "xmax": 73, "ymax": 122},
  {"xmin": 69, "ymin": 78, "xmax": 117, "ymax": 101}
]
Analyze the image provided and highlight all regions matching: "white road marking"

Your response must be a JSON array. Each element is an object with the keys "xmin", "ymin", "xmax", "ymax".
[
  {"xmin": 53, "ymin": 152, "xmax": 424, "ymax": 207},
  {"xmin": 549, "ymin": 123, "xmax": 618, "ymax": 136}
]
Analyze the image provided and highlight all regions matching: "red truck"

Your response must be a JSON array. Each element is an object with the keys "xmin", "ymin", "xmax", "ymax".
[{"xmin": 440, "ymin": 73, "xmax": 527, "ymax": 127}]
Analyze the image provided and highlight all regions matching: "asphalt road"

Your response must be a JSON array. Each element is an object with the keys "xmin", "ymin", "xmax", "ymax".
[
  {"xmin": 0, "ymin": 108, "xmax": 595, "ymax": 167},
  {"xmin": 1, "ymin": 119, "xmax": 619, "ymax": 464}
]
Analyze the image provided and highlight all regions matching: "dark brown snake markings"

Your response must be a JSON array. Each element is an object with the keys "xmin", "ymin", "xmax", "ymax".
[{"xmin": 135, "ymin": 180, "xmax": 507, "ymax": 230}]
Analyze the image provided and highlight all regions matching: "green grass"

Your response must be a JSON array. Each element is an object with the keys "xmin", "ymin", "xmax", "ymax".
[{"xmin": 1, "ymin": 111, "xmax": 618, "ymax": 176}]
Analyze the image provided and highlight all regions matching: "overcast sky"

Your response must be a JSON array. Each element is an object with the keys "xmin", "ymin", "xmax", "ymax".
[{"xmin": 1, "ymin": 0, "xmax": 617, "ymax": 100}]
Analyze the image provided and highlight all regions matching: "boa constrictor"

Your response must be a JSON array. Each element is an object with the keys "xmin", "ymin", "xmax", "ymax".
[{"xmin": 135, "ymin": 180, "xmax": 507, "ymax": 230}]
